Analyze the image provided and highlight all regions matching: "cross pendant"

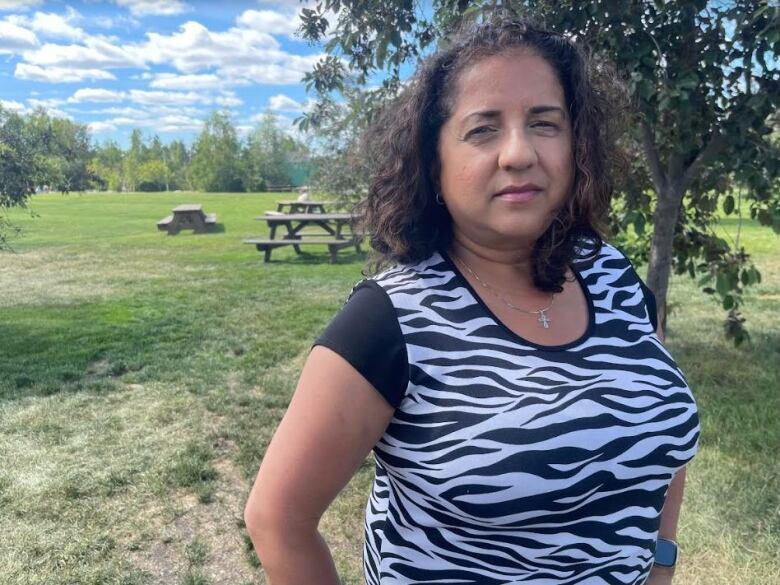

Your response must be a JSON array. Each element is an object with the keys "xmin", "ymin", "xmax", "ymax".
[{"xmin": 538, "ymin": 310, "xmax": 551, "ymax": 329}]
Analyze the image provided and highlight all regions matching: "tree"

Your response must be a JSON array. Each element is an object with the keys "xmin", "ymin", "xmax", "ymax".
[
  {"xmin": 190, "ymin": 112, "xmax": 244, "ymax": 192},
  {"xmin": 299, "ymin": 0, "xmax": 780, "ymax": 344},
  {"xmin": 91, "ymin": 140, "xmax": 124, "ymax": 191},
  {"xmin": 0, "ymin": 105, "xmax": 39, "ymax": 210},
  {"xmin": 165, "ymin": 140, "xmax": 190, "ymax": 191},
  {"xmin": 303, "ymin": 83, "xmax": 372, "ymax": 198},
  {"xmin": 244, "ymin": 113, "xmax": 309, "ymax": 191},
  {"xmin": 24, "ymin": 108, "xmax": 94, "ymax": 194},
  {"xmin": 136, "ymin": 159, "xmax": 169, "ymax": 192}
]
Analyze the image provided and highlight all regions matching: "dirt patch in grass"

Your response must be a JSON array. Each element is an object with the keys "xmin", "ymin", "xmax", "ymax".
[{"xmin": 129, "ymin": 445, "xmax": 263, "ymax": 584}]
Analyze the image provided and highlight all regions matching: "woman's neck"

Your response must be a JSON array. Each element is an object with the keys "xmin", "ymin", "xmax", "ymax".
[{"xmin": 447, "ymin": 236, "xmax": 540, "ymax": 296}]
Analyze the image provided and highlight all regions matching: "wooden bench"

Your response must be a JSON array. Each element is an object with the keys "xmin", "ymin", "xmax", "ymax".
[
  {"xmin": 157, "ymin": 204, "xmax": 217, "ymax": 235},
  {"xmin": 156, "ymin": 215, "xmax": 174, "ymax": 231},
  {"xmin": 244, "ymin": 235, "xmax": 363, "ymax": 263}
]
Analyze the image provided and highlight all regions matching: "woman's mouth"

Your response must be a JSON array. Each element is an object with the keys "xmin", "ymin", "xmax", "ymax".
[{"xmin": 495, "ymin": 189, "xmax": 541, "ymax": 202}]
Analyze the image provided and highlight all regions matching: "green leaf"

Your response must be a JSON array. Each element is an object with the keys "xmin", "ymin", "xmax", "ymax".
[
  {"xmin": 722, "ymin": 294, "xmax": 735, "ymax": 310},
  {"xmin": 723, "ymin": 194, "xmax": 735, "ymax": 215},
  {"xmin": 716, "ymin": 272, "xmax": 729, "ymax": 296}
]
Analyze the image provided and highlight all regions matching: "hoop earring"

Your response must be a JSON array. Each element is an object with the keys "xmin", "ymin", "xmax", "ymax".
[{"xmin": 435, "ymin": 192, "xmax": 445, "ymax": 205}]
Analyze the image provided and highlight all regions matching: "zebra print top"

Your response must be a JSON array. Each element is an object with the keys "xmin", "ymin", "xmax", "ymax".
[{"xmin": 315, "ymin": 242, "xmax": 700, "ymax": 585}]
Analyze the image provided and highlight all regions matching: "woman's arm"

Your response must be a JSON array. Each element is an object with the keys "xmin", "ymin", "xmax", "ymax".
[
  {"xmin": 648, "ymin": 321, "xmax": 689, "ymax": 584},
  {"xmin": 244, "ymin": 345, "xmax": 396, "ymax": 585},
  {"xmin": 647, "ymin": 467, "xmax": 687, "ymax": 583}
]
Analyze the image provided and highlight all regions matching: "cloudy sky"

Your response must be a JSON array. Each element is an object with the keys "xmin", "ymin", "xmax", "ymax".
[{"xmin": 0, "ymin": 0, "xmax": 333, "ymax": 145}]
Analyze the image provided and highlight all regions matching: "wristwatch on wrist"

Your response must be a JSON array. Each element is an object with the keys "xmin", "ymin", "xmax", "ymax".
[{"xmin": 654, "ymin": 537, "xmax": 679, "ymax": 568}]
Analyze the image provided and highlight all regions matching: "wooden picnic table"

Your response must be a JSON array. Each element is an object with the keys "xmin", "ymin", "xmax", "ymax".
[
  {"xmin": 245, "ymin": 212, "xmax": 363, "ymax": 262},
  {"xmin": 256, "ymin": 212, "xmax": 357, "ymax": 239},
  {"xmin": 275, "ymin": 200, "xmax": 335, "ymax": 214},
  {"xmin": 157, "ymin": 204, "xmax": 217, "ymax": 235}
]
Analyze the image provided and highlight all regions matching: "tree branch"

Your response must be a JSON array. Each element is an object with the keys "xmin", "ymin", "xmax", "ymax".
[
  {"xmin": 680, "ymin": 131, "xmax": 726, "ymax": 193},
  {"xmin": 641, "ymin": 121, "xmax": 665, "ymax": 193}
]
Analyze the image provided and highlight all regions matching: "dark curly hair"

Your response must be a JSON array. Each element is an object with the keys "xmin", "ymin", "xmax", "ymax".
[{"xmin": 357, "ymin": 17, "xmax": 628, "ymax": 291}]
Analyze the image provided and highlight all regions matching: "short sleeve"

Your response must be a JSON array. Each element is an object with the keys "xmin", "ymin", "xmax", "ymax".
[
  {"xmin": 608, "ymin": 243, "xmax": 659, "ymax": 332},
  {"xmin": 312, "ymin": 280, "xmax": 409, "ymax": 408},
  {"xmin": 639, "ymin": 280, "xmax": 658, "ymax": 332}
]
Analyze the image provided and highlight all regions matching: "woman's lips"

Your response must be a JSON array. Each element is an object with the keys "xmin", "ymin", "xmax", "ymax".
[{"xmin": 496, "ymin": 189, "xmax": 541, "ymax": 202}]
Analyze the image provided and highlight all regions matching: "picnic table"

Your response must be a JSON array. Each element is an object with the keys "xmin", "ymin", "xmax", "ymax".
[
  {"xmin": 244, "ymin": 211, "xmax": 363, "ymax": 263},
  {"xmin": 157, "ymin": 204, "xmax": 217, "ymax": 235},
  {"xmin": 275, "ymin": 200, "xmax": 335, "ymax": 214}
]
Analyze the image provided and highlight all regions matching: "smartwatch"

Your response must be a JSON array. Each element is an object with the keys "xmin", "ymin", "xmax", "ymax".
[{"xmin": 653, "ymin": 537, "xmax": 678, "ymax": 568}]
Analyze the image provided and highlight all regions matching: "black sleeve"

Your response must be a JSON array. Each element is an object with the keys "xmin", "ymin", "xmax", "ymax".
[
  {"xmin": 312, "ymin": 280, "xmax": 409, "ymax": 408},
  {"xmin": 610, "ymin": 243, "xmax": 659, "ymax": 331},
  {"xmin": 639, "ymin": 279, "xmax": 659, "ymax": 332}
]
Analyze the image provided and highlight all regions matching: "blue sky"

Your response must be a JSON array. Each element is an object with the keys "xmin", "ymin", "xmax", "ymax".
[{"xmin": 0, "ymin": 0, "xmax": 335, "ymax": 146}]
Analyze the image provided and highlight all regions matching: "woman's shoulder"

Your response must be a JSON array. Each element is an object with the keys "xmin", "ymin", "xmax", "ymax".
[{"xmin": 368, "ymin": 251, "xmax": 451, "ymax": 289}]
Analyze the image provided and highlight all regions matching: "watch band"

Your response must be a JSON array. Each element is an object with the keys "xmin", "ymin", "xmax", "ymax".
[{"xmin": 654, "ymin": 537, "xmax": 679, "ymax": 568}]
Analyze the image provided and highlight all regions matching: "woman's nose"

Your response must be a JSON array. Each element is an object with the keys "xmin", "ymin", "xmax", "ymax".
[{"xmin": 497, "ymin": 129, "xmax": 537, "ymax": 171}]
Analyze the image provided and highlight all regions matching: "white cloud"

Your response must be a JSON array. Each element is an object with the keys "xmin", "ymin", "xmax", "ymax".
[
  {"xmin": 0, "ymin": 0, "xmax": 43, "ymax": 11},
  {"xmin": 15, "ymin": 63, "xmax": 117, "ymax": 82},
  {"xmin": 27, "ymin": 97, "xmax": 65, "ymax": 109},
  {"xmin": 124, "ymin": 89, "xmax": 242, "ymax": 108},
  {"xmin": 128, "ymin": 89, "xmax": 208, "ymax": 106},
  {"xmin": 150, "ymin": 72, "xmax": 224, "ymax": 90},
  {"xmin": 236, "ymin": 9, "xmax": 298, "ymax": 38},
  {"xmin": 140, "ymin": 20, "xmax": 278, "ymax": 73},
  {"xmin": 88, "ymin": 121, "xmax": 117, "ymax": 133},
  {"xmin": 96, "ymin": 105, "xmax": 203, "ymax": 118},
  {"xmin": 91, "ymin": 14, "xmax": 139, "ymax": 29},
  {"xmin": 114, "ymin": 0, "xmax": 191, "ymax": 17},
  {"xmin": 221, "ymin": 52, "xmax": 321, "ymax": 85},
  {"xmin": 69, "ymin": 88, "xmax": 125, "ymax": 103},
  {"xmin": 23, "ymin": 37, "xmax": 142, "ymax": 68},
  {"xmin": 0, "ymin": 20, "xmax": 39, "ymax": 53},
  {"xmin": 104, "ymin": 112, "xmax": 203, "ymax": 133},
  {"xmin": 0, "ymin": 99, "xmax": 25, "ymax": 112},
  {"xmin": 10, "ymin": 10, "xmax": 324, "ymax": 87},
  {"xmin": 268, "ymin": 94, "xmax": 303, "ymax": 112},
  {"xmin": 9, "ymin": 9, "xmax": 87, "ymax": 41},
  {"xmin": 214, "ymin": 93, "xmax": 242, "ymax": 107}
]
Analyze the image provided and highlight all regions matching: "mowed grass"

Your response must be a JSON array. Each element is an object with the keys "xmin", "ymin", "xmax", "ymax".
[{"xmin": 0, "ymin": 192, "xmax": 778, "ymax": 585}]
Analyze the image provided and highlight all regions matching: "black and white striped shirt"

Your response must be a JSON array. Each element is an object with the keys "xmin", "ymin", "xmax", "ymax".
[{"xmin": 315, "ymin": 241, "xmax": 700, "ymax": 585}]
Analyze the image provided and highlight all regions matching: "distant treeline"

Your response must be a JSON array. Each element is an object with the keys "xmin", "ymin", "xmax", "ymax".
[{"xmin": 0, "ymin": 107, "xmax": 312, "ymax": 203}]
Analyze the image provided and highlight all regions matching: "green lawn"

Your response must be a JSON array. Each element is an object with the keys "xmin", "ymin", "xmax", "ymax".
[{"xmin": 0, "ymin": 192, "xmax": 778, "ymax": 585}]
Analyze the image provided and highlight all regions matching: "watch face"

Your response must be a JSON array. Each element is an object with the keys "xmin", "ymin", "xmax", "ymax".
[{"xmin": 654, "ymin": 538, "xmax": 678, "ymax": 567}]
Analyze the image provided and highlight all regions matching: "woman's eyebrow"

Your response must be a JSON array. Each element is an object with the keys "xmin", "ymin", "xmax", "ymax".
[
  {"xmin": 529, "ymin": 105, "xmax": 567, "ymax": 117},
  {"xmin": 460, "ymin": 105, "xmax": 567, "ymax": 128},
  {"xmin": 460, "ymin": 110, "xmax": 501, "ymax": 126}
]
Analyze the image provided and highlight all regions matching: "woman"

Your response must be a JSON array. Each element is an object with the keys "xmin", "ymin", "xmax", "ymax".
[{"xmin": 245, "ymin": 18, "xmax": 700, "ymax": 585}]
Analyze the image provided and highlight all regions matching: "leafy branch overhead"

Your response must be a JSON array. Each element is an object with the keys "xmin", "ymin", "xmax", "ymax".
[{"xmin": 299, "ymin": 0, "xmax": 780, "ymax": 345}]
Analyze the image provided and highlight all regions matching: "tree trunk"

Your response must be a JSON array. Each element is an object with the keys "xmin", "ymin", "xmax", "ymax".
[{"xmin": 646, "ymin": 180, "xmax": 686, "ymax": 335}]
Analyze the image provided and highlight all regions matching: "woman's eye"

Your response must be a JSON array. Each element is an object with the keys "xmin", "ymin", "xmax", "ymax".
[
  {"xmin": 532, "ymin": 121, "xmax": 559, "ymax": 129},
  {"xmin": 465, "ymin": 126, "xmax": 495, "ymax": 139}
]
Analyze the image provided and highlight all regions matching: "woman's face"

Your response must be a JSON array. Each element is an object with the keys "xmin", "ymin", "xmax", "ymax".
[{"xmin": 437, "ymin": 50, "xmax": 575, "ymax": 251}]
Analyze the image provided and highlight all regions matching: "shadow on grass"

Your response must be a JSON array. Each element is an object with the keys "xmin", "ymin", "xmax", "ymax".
[{"xmin": 263, "ymin": 250, "xmax": 368, "ymax": 265}]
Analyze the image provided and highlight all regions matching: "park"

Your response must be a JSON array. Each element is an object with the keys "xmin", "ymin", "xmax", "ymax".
[
  {"xmin": 1, "ymin": 1, "xmax": 779, "ymax": 585},
  {"xmin": 0, "ymin": 190, "xmax": 777, "ymax": 584}
]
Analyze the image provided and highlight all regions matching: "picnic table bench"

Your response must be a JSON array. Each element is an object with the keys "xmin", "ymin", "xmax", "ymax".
[
  {"xmin": 245, "ymin": 212, "xmax": 363, "ymax": 262},
  {"xmin": 157, "ymin": 204, "xmax": 217, "ymax": 235}
]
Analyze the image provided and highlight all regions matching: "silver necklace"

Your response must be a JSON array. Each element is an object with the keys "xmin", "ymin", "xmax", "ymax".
[{"xmin": 453, "ymin": 254, "xmax": 556, "ymax": 329}]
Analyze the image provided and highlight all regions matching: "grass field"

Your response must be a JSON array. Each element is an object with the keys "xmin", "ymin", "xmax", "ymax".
[{"xmin": 0, "ymin": 191, "xmax": 778, "ymax": 585}]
